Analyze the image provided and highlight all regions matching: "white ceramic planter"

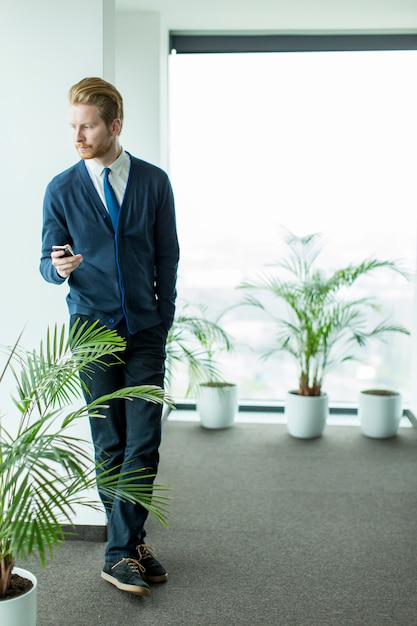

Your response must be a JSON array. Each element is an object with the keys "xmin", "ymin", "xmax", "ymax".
[
  {"xmin": 197, "ymin": 383, "xmax": 238, "ymax": 429},
  {"xmin": 0, "ymin": 567, "xmax": 37, "ymax": 626},
  {"xmin": 359, "ymin": 389, "xmax": 402, "ymax": 438},
  {"xmin": 285, "ymin": 391, "xmax": 328, "ymax": 439}
]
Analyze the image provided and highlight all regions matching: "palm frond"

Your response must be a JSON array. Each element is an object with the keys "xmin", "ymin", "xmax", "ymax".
[
  {"xmin": 0, "ymin": 323, "xmax": 173, "ymax": 596},
  {"xmin": 165, "ymin": 302, "xmax": 234, "ymax": 396},
  {"xmin": 238, "ymin": 229, "xmax": 411, "ymax": 395}
]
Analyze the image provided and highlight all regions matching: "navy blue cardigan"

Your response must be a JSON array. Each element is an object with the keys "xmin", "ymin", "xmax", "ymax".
[{"xmin": 40, "ymin": 154, "xmax": 179, "ymax": 334}]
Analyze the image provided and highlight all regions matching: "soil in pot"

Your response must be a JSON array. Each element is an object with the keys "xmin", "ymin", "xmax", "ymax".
[
  {"xmin": 1, "ymin": 572, "xmax": 33, "ymax": 601},
  {"xmin": 0, "ymin": 567, "xmax": 37, "ymax": 626}
]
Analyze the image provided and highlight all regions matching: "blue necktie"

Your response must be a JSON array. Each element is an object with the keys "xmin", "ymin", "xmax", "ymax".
[{"xmin": 103, "ymin": 167, "xmax": 119, "ymax": 230}]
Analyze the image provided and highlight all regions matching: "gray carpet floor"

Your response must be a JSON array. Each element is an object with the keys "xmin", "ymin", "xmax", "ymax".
[{"xmin": 23, "ymin": 418, "xmax": 417, "ymax": 626}]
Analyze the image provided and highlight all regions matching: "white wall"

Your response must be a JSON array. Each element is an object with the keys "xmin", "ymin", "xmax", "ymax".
[
  {"xmin": 0, "ymin": 0, "xmax": 166, "ymax": 528},
  {"xmin": 1, "ymin": 0, "xmax": 111, "ymax": 525},
  {"xmin": 1, "ymin": 0, "xmax": 107, "ymax": 349},
  {"xmin": 116, "ymin": 12, "xmax": 163, "ymax": 165},
  {"xmin": 116, "ymin": 0, "xmax": 417, "ymax": 32}
]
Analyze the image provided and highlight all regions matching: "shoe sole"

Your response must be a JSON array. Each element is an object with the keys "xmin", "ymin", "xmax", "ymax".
[
  {"xmin": 101, "ymin": 571, "xmax": 151, "ymax": 596},
  {"xmin": 143, "ymin": 573, "xmax": 168, "ymax": 583}
]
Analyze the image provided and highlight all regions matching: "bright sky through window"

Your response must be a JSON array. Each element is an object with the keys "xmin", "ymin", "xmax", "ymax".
[{"xmin": 169, "ymin": 50, "xmax": 417, "ymax": 404}]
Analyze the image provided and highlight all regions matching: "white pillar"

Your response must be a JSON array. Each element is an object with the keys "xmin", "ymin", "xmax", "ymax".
[
  {"xmin": 409, "ymin": 258, "xmax": 417, "ymax": 416},
  {"xmin": 116, "ymin": 11, "xmax": 165, "ymax": 167}
]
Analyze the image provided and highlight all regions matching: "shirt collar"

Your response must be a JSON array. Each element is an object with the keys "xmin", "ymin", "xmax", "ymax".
[{"xmin": 85, "ymin": 149, "xmax": 129, "ymax": 177}]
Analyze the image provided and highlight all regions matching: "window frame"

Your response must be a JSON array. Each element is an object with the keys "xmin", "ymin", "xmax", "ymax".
[{"xmin": 169, "ymin": 33, "xmax": 417, "ymax": 55}]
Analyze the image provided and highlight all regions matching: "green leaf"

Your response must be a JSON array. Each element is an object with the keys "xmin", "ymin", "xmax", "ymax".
[
  {"xmin": 0, "ymin": 323, "xmax": 173, "ymax": 597},
  {"xmin": 238, "ymin": 229, "xmax": 410, "ymax": 395}
]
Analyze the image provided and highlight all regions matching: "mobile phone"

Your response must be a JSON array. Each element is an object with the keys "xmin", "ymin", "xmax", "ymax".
[{"xmin": 52, "ymin": 244, "xmax": 75, "ymax": 257}]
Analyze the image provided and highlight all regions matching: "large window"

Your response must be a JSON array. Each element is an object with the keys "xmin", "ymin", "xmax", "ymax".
[{"xmin": 168, "ymin": 37, "xmax": 417, "ymax": 405}]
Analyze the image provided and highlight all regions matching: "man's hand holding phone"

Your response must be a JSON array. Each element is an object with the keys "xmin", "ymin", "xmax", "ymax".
[{"xmin": 51, "ymin": 244, "xmax": 83, "ymax": 278}]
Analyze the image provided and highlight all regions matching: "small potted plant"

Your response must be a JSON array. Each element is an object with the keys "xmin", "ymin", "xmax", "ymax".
[
  {"xmin": 166, "ymin": 302, "xmax": 237, "ymax": 428},
  {"xmin": 0, "ymin": 321, "xmax": 173, "ymax": 625},
  {"xmin": 358, "ymin": 388, "xmax": 403, "ymax": 438},
  {"xmin": 238, "ymin": 229, "xmax": 410, "ymax": 438}
]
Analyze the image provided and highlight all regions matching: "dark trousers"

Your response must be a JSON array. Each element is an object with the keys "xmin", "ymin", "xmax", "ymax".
[{"xmin": 71, "ymin": 315, "xmax": 167, "ymax": 562}]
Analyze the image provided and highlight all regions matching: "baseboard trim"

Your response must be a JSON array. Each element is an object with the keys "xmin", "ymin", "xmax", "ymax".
[{"xmin": 61, "ymin": 525, "xmax": 107, "ymax": 542}]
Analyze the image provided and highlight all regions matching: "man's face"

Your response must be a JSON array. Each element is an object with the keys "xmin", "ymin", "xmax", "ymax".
[{"xmin": 70, "ymin": 104, "xmax": 119, "ymax": 161}]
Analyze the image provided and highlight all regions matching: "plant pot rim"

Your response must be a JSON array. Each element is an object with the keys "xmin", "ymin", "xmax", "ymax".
[
  {"xmin": 0, "ymin": 566, "xmax": 37, "ymax": 604},
  {"xmin": 360, "ymin": 389, "xmax": 400, "ymax": 396},
  {"xmin": 288, "ymin": 389, "xmax": 328, "ymax": 398},
  {"xmin": 199, "ymin": 381, "xmax": 236, "ymax": 388}
]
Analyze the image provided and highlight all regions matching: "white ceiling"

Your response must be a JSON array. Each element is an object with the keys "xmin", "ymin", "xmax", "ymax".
[{"xmin": 115, "ymin": 0, "xmax": 417, "ymax": 32}]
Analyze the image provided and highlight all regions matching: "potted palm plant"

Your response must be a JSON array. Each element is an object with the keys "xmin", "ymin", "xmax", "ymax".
[
  {"xmin": 0, "ymin": 321, "xmax": 173, "ymax": 625},
  {"xmin": 166, "ymin": 303, "xmax": 237, "ymax": 428},
  {"xmin": 239, "ymin": 230, "xmax": 410, "ymax": 438}
]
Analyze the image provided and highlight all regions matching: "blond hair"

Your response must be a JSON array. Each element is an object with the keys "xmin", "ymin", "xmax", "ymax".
[{"xmin": 69, "ymin": 77, "xmax": 124, "ymax": 129}]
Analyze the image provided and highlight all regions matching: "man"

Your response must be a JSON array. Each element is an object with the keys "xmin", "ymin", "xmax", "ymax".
[{"xmin": 40, "ymin": 77, "xmax": 179, "ymax": 596}]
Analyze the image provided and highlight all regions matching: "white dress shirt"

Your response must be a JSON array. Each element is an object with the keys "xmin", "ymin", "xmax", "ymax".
[{"xmin": 84, "ymin": 149, "xmax": 130, "ymax": 210}]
